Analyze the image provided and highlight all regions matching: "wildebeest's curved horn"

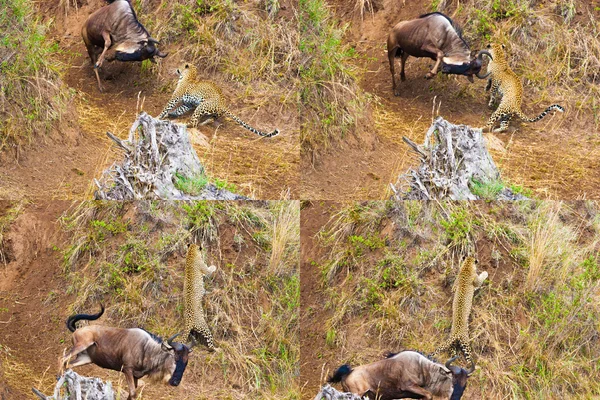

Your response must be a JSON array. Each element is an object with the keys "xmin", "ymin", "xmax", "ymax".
[
  {"xmin": 167, "ymin": 332, "xmax": 181, "ymax": 346},
  {"xmin": 148, "ymin": 37, "xmax": 161, "ymax": 45},
  {"xmin": 476, "ymin": 50, "xmax": 492, "ymax": 60},
  {"xmin": 156, "ymin": 51, "xmax": 168, "ymax": 58},
  {"xmin": 476, "ymin": 70, "xmax": 491, "ymax": 79},
  {"xmin": 466, "ymin": 359, "xmax": 476, "ymax": 375},
  {"xmin": 445, "ymin": 355, "xmax": 459, "ymax": 369}
]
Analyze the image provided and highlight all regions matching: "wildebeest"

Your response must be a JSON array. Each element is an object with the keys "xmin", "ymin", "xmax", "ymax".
[
  {"xmin": 81, "ymin": 0, "xmax": 167, "ymax": 92},
  {"xmin": 328, "ymin": 351, "xmax": 473, "ymax": 400},
  {"xmin": 387, "ymin": 12, "xmax": 491, "ymax": 96},
  {"xmin": 60, "ymin": 305, "xmax": 192, "ymax": 400}
]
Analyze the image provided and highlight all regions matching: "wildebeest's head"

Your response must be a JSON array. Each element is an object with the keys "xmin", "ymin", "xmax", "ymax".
[
  {"xmin": 114, "ymin": 38, "xmax": 168, "ymax": 63},
  {"xmin": 441, "ymin": 49, "xmax": 492, "ymax": 82},
  {"xmin": 443, "ymin": 356, "xmax": 474, "ymax": 400},
  {"xmin": 161, "ymin": 333, "xmax": 192, "ymax": 386}
]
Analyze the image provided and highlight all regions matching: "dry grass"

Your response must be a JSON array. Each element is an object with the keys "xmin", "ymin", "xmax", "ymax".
[
  {"xmin": 314, "ymin": 200, "xmax": 600, "ymax": 398},
  {"xmin": 57, "ymin": 201, "xmax": 299, "ymax": 399},
  {"xmin": 0, "ymin": 0, "xmax": 72, "ymax": 151},
  {"xmin": 270, "ymin": 201, "xmax": 301, "ymax": 275}
]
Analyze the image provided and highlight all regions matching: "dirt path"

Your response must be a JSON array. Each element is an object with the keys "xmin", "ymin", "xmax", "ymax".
[
  {"xmin": 301, "ymin": 0, "xmax": 600, "ymax": 200},
  {"xmin": 299, "ymin": 201, "xmax": 341, "ymax": 398},
  {"xmin": 0, "ymin": 0, "xmax": 298, "ymax": 200}
]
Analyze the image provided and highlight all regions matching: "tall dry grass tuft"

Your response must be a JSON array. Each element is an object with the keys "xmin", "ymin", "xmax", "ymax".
[
  {"xmin": 525, "ymin": 201, "xmax": 578, "ymax": 291},
  {"xmin": 269, "ymin": 201, "xmax": 300, "ymax": 275},
  {"xmin": 0, "ymin": 0, "xmax": 72, "ymax": 151}
]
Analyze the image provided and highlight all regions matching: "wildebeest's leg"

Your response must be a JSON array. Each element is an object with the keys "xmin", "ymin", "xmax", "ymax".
[
  {"xmin": 124, "ymin": 368, "xmax": 137, "ymax": 400},
  {"xmin": 59, "ymin": 341, "xmax": 94, "ymax": 371},
  {"xmin": 399, "ymin": 51, "xmax": 409, "ymax": 82},
  {"xmin": 388, "ymin": 46, "xmax": 399, "ymax": 96},
  {"xmin": 84, "ymin": 43, "xmax": 105, "ymax": 92},
  {"xmin": 422, "ymin": 48, "xmax": 444, "ymax": 79},
  {"xmin": 95, "ymin": 31, "xmax": 112, "ymax": 69},
  {"xmin": 400, "ymin": 383, "xmax": 433, "ymax": 400}
]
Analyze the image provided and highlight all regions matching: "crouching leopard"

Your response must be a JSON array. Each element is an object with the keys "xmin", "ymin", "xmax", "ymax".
[
  {"xmin": 184, "ymin": 243, "xmax": 217, "ymax": 351},
  {"xmin": 158, "ymin": 63, "xmax": 280, "ymax": 138},
  {"xmin": 430, "ymin": 256, "xmax": 488, "ymax": 368},
  {"xmin": 483, "ymin": 43, "xmax": 564, "ymax": 132}
]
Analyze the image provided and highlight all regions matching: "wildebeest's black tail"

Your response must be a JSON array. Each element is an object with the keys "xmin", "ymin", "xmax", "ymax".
[
  {"xmin": 328, "ymin": 364, "xmax": 353, "ymax": 383},
  {"xmin": 66, "ymin": 304, "xmax": 105, "ymax": 332}
]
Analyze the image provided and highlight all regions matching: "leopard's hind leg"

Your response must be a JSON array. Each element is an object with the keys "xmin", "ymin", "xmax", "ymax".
[
  {"xmin": 188, "ymin": 98, "xmax": 219, "ymax": 128},
  {"xmin": 456, "ymin": 337, "xmax": 475, "ymax": 368},
  {"xmin": 430, "ymin": 336, "xmax": 456, "ymax": 359}
]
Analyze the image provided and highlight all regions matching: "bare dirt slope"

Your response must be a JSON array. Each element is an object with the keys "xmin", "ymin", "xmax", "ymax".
[
  {"xmin": 0, "ymin": 0, "xmax": 298, "ymax": 200},
  {"xmin": 301, "ymin": 0, "xmax": 600, "ymax": 200}
]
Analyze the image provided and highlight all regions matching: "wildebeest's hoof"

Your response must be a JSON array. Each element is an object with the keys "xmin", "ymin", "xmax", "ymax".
[
  {"xmin": 394, "ymin": 91, "xmax": 401, "ymax": 97},
  {"xmin": 424, "ymin": 72, "xmax": 434, "ymax": 79}
]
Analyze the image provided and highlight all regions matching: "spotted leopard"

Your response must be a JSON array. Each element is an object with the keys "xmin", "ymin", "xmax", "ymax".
[
  {"xmin": 430, "ymin": 256, "xmax": 488, "ymax": 368},
  {"xmin": 483, "ymin": 43, "xmax": 564, "ymax": 132},
  {"xmin": 157, "ymin": 63, "xmax": 280, "ymax": 138},
  {"xmin": 184, "ymin": 243, "xmax": 217, "ymax": 351}
]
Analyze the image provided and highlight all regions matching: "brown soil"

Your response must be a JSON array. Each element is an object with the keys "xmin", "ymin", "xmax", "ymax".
[
  {"xmin": 300, "ymin": 0, "xmax": 600, "ymax": 200},
  {"xmin": 299, "ymin": 201, "xmax": 339, "ymax": 396},
  {"xmin": 0, "ymin": 0, "xmax": 298, "ymax": 200}
]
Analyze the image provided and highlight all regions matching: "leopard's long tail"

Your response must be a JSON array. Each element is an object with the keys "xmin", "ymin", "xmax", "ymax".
[
  {"xmin": 224, "ymin": 110, "xmax": 279, "ymax": 138},
  {"xmin": 517, "ymin": 104, "xmax": 564, "ymax": 123}
]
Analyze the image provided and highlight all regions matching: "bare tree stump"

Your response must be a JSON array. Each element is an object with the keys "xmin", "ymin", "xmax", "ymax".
[
  {"xmin": 313, "ymin": 384, "xmax": 367, "ymax": 400},
  {"xmin": 32, "ymin": 370, "xmax": 116, "ymax": 400},
  {"xmin": 94, "ymin": 112, "xmax": 246, "ymax": 200},
  {"xmin": 391, "ymin": 117, "xmax": 527, "ymax": 200}
]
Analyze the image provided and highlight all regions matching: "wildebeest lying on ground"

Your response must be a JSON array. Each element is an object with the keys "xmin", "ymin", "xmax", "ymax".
[
  {"xmin": 387, "ymin": 12, "xmax": 492, "ymax": 96},
  {"xmin": 60, "ymin": 305, "xmax": 192, "ymax": 400},
  {"xmin": 81, "ymin": 0, "xmax": 167, "ymax": 92},
  {"xmin": 328, "ymin": 351, "xmax": 473, "ymax": 400}
]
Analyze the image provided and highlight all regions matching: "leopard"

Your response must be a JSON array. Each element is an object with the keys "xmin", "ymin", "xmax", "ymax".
[
  {"xmin": 183, "ymin": 243, "xmax": 217, "ymax": 351},
  {"xmin": 157, "ymin": 63, "xmax": 280, "ymax": 138},
  {"xmin": 430, "ymin": 256, "xmax": 488, "ymax": 369},
  {"xmin": 482, "ymin": 43, "xmax": 564, "ymax": 132}
]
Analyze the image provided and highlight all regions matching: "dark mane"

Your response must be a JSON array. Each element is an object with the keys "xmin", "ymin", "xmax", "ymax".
[
  {"xmin": 383, "ymin": 350, "xmax": 438, "ymax": 362},
  {"xmin": 419, "ymin": 12, "xmax": 467, "ymax": 45},
  {"xmin": 141, "ymin": 329, "xmax": 163, "ymax": 344}
]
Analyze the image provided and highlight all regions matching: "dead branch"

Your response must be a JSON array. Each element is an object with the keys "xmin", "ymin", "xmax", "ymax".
[
  {"xmin": 94, "ymin": 112, "xmax": 246, "ymax": 200},
  {"xmin": 313, "ymin": 384, "xmax": 368, "ymax": 400},
  {"xmin": 392, "ymin": 117, "xmax": 527, "ymax": 200},
  {"xmin": 32, "ymin": 369, "xmax": 116, "ymax": 400}
]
